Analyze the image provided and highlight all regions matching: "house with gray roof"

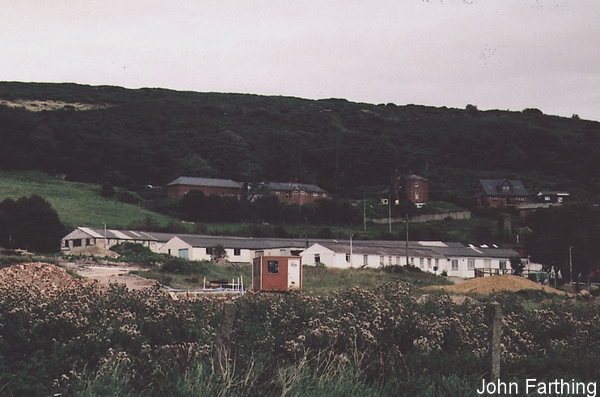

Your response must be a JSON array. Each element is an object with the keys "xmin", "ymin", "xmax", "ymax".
[
  {"xmin": 166, "ymin": 176, "xmax": 245, "ymax": 199},
  {"xmin": 61, "ymin": 227, "xmax": 160, "ymax": 252},
  {"xmin": 250, "ymin": 181, "xmax": 329, "ymax": 205},
  {"xmin": 300, "ymin": 240, "xmax": 519, "ymax": 278},
  {"xmin": 475, "ymin": 179, "xmax": 530, "ymax": 209}
]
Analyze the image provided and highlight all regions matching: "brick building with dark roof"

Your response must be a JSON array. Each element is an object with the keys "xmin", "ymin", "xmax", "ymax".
[
  {"xmin": 166, "ymin": 176, "xmax": 244, "ymax": 199},
  {"xmin": 476, "ymin": 178, "xmax": 530, "ymax": 209}
]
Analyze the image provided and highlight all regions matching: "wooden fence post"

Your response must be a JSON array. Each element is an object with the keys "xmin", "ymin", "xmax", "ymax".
[
  {"xmin": 491, "ymin": 301, "xmax": 502, "ymax": 380},
  {"xmin": 214, "ymin": 301, "xmax": 235, "ymax": 374}
]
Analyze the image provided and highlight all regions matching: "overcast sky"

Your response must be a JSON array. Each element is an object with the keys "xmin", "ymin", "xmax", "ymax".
[{"xmin": 2, "ymin": 0, "xmax": 599, "ymax": 121}]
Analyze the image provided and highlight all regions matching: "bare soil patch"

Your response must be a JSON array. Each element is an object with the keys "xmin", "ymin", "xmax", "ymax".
[
  {"xmin": 0, "ymin": 99, "xmax": 111, "ymax": 112},
  {"xmin": 69, "ymin": 263, "xmax": 158, "ymax": 290},
  {"xmin": 422, "ymin": 274, "xmax": 563, "ymax": 295},
  {"xmin": 0, "ymin": 262, "xmax": 91, "ymax": 291}
]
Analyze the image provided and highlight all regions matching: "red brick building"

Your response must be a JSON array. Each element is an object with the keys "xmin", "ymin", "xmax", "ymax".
[
  {"xmin": 251, "ymin": 181, "xmax": 329, "ymax": 205},
  {"xmin": 386, "ymin": 172, "xmax": 430, "ymax": 205},
  {"xmin": 166, "ymin": 176, "xmax": 244, "ymax": 199},
  {"xmin": 476, "ymin": 179, "xmax": 529, "ymax": 209},
  {"xmin": 403, "ymin": 174, "xmax": 430, "ymax": 204}
]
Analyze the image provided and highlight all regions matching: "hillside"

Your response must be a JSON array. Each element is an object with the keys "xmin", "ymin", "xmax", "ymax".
[
  {"xmin": 1, "ymin": 82, "xmax": 600, "ymax": 205},
  {"xmin": 0, "ymin": 170, "xmax": 177, "ymax": 229}
]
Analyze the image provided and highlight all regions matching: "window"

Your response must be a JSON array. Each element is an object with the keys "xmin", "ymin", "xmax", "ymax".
[
  {"xmin": 415, "ymin": 192, "xmax": 419, "ymax": 200},
  {"xmin": 346, "ymin": 253, "xmax": 350, "ymax": 262},
  {"xmin": 267, "ymin": 260, "xmax": 279, "ymax": 274},
  {"xmin": 427, "ymin": 258, "xmax": 432, "ymax": 268},
  {"xmin": 168, "ymin": 249, "xmax": 171, "ymax": 255},
  {"xmin": 300, "ymin": 191, "xmax": 306, "ymax": 195},
  {"xmin": 410, "ymin": 257, "xmax": 414, "ymax": 265},
  {"xmin": 415, "ymin": 180, "xmax": 419, "ymax": 187},
  {"xmin": 545, "ymin": 196, "xmax": 551, "ymax": 201},
  {"xmin": 314, "ymin": 254, "xmax": 320, "ymax": 264},
  {"xmin": 380, "ymin": 256, "xmax": 385, "ymax": 266},
  {"xmin": 363, "ymin": 255, "xmax": 368, "ymax": 266},
  {"xmin": 293, "ymin": 191, "xmax": 299, "ymax": 195},
  {"xmin": 313, "ymin": 193, "xmax": 318, "ymax": 197},
  {"xmin": 499, "ymin": 260, "xmax": 507, "ymax": 270},
  {"xmin": 86, "ymin": 238, "xmax": 91, "ymax": 246},
  {"xmin": 64, "ymin": 240, "xmax": 69, "ymax": 248},
  {"xmin": 275, "ymin": 191, "xmax": 280, "ymax": 195},
  {"xmin": 517, "ymin": 197, "xmax": 525, "ymax": 202},
  {"xmin": 286, "ymin": 192, "xmax": 292, "ymax": 199},
  {"xmin": 396, "ymin": 256, "xmax": 401, "ymax": 265},
  {"xmin": 502, "ymin": 185, "xmax": 510, "ymax": 192},
  {"xmin": 73, "ymin": 239, "xmax": 82, "ymax": 247},
  {"xmin": 484, "ymin": 259, "xmax": 491, "ymax": 268},
  {"xmin": 558, "ymin": 197, "xmax": 563, "ymax": 203},
  {"xmin": 234, "ymin": 248, "xmax": 241, "ymax": 256},
  {"xmin": 468, "ymin": 259, "xmax": 475, "ymax": 269},
  {"xmin": 435, "ymin": 258, "xmax": 439, "ymax": 268},
  {"xmin": 388, "ymin": 256, "xmax": 393, "ymax": 265},
  {"xmin": 491, "ymin": 196, "xmax": 498, "ymax": 201},
  {"xmin": 322, "ymin": 193, "xmax": 327, "ymax": 197},
  {"xmin": 451, "ymin": 259, "xmax": 459, "ymax": 270},
  {"xmin": 419, "ymin": 258, "xmax": 424, "ymax": 268}
]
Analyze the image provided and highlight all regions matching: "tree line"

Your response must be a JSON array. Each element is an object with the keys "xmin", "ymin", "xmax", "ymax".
[{"xmin": 2, "ymin": 82, "xmax": 600, "ymax": 208}]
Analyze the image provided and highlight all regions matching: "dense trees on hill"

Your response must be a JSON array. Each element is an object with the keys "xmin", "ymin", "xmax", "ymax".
[
  {"xmin": 1, "ymin": 82, "xmax": 600, "ymax": 206},
  {"xmin": 524, "ymin": 203, "xmax": 600, "ymax": 282},
  {"xmin": 0, "ymin": 195, "xmax": 65, "ymax": 252}
]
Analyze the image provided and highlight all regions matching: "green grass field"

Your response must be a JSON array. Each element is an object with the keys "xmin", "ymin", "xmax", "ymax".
[{"xmin": 0, "ymin": 170, "xmax": 178, "ymax": 229}]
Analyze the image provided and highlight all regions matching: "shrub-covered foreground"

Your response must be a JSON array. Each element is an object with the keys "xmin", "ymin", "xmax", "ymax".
[{"xmin": 0, "ymin": 279, "xmax": 598, "ymax": 396}]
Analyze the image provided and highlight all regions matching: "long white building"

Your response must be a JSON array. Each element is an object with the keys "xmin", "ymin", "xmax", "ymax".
[{"xmin": 61, "ymin": 227, "xmax": 519, "ymax": 278}]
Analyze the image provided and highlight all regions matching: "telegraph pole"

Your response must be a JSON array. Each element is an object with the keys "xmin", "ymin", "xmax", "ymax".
[{"xmin": 405, "ymin": 213, "xmax": 409, "ymax": 266}]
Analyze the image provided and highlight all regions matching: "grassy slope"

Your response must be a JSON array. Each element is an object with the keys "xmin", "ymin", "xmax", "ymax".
[{"xmin": 0, "ymin": 170, "xmax": 177, "ymax": 229}]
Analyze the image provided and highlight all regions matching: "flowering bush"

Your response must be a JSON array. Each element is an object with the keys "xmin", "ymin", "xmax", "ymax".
[{"xmin": 1, "ymin": 275, "xmax": 599, "ymax": 396}]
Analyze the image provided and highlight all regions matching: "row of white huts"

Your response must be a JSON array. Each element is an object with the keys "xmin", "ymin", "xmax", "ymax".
[{"xmin": 61, "ymin": 227, "xmax": 520, "ymax": 278}]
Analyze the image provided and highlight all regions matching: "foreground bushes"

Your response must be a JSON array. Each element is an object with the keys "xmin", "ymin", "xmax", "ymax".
[{"xmin": 0, "ymin": 278, "xmax": 599, "ymax": 396}]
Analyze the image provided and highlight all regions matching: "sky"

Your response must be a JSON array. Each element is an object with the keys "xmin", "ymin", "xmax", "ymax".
[{"xmin": 2, "ymin": 0, "xmax": 599, "ymax": 121}]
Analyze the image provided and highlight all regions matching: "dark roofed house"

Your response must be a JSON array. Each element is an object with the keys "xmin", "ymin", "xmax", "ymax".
[
  {"xmin": 476, "ymin": 179, "xmax": 529, "ymax": 209},
  {"xmin": 257, "ymin": 181, "xmax": 329, "ymax": 205},
  {"xmin": 166, "ymin": 176, "xmax": 244, "ymax": 199}
]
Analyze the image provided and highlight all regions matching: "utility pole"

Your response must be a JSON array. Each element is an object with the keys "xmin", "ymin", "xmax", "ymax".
[
  {"xmin": 405, "ymin": 213, "xmax": 409, "ymax": 266},
  {"xmin": 363, "ymin": 195, "xmax": 367, "ymax": 233},
  {"xmin": 103, "ymin": 222, "xmax": 107, "ymax": 248},
  {"xmin": 388, "ymin": 193, "xmax": 392, "ymax": 234},
  {"xmin": 350, "ymin": 234, "xmax": 353, "ymax": 267},
  {"xmin": 569, "ymin": 245, "xmax": 573, "ymax": 283}
]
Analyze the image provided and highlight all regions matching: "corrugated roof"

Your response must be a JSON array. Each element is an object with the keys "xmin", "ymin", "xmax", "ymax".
[
  {"xmin": 77, "ymin": 227, "xmax": 159, "ymax": 241},
  {"xmin": 167, "ymin": 176, "xmax": 243, "ymax": 189}
]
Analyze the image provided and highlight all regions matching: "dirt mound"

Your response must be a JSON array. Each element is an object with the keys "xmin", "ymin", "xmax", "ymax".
[
  {"xmin": 70, "ymin": 246, "xmax": 120, "ymax": 258},
  {"xmin": 0, "ymin": 262, "xmax": 89, "ymax": 291},
  {"xmin": 423, "ymin": 275, "xmax": 562, "ymax": 295}
]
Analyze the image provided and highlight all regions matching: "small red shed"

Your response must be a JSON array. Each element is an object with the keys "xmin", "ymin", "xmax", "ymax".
[{"xmin": 252, "ymin": 256, "xmax": 302, "ymax": 292}]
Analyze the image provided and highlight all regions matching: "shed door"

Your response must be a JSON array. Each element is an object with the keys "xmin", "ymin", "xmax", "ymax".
[
  {"xmin": 288, "ymin": 258, "xmax": 301, "ymax": 290},
  {"xmin": 178, "ymin": 248, "xmax": 189, "ymax": 259}
]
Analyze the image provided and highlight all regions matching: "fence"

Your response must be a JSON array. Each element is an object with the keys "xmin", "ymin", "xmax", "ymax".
[{"xmin": 368, "ymin": 211, "xmax": 471, "ymax": 225}]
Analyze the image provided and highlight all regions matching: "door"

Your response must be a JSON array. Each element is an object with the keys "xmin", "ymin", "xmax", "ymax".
[
  {"xmin": 287, "ymin": 258, "xmax": 301, "ymax": 290},
  {"xmin": 178, "ymin": 248, "xmax": 189, "ymax": 259}
]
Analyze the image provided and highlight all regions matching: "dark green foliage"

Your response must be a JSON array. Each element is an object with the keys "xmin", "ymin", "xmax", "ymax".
[
  {"xmin": 0, "ymin": 195, "xmax": 65, "ymax": 252},
  {"xmin": 524, "ymin": 203, "xmax": 600, "ymax": 280},
  {"xmin": 1, "ymin": 82, "xmax": 600, "ymax": 206},
  {"xmin": 100, "ymin": 182, "xmax": 115, "ymax": 197}
]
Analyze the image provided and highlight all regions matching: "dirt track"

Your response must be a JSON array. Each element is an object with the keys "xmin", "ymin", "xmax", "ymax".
[{"xmin": 66, "ymin": 263, "xmax": 158, "ymax": 290}]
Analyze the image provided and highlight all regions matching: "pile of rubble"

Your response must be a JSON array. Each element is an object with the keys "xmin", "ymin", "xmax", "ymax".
[
  {"xmin": 424, "ymin": 275, "xmax": 563, "ymax": 295},
  {"xmin": 0, "ymin": 262, "xmax": 92, "ymax": 292}
]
